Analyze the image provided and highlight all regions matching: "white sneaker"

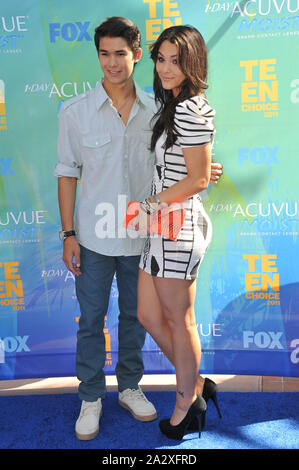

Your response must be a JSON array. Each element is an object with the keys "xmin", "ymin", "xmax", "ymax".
[
  {"xmin": 118, "ymin": 386, "xmax": 157, "ymax": 422},
  {"xmin": 75, "ymin": 398, "xmax": 102, "ymax": 440}
]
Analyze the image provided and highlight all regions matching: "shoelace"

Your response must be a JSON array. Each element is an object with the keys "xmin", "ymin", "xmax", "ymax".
[
  {"xmin": 81, "ymin": 400, "xmax": 100, "ymax": 417},
  {"xmin": 125, "ymin": 388, "xmax": 149, "ymax": 403}
]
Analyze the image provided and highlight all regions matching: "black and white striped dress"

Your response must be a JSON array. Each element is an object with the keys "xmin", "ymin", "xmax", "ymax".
[{"xmin": 139, "ymin": 95, "xmax": 215, "ymax": 280}]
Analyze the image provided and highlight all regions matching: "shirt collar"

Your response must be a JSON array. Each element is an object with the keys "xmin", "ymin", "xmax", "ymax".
[
  {"xmin": 134, "ymin": 82, "xmax": 155, "ymax": 110},
  {"xmin": 94, "ymin": 80, "xmax": 110, "ymax": 110},
  {"xmin": 94, "ymin": 79, "xmax": 155, "ymax": 111}
]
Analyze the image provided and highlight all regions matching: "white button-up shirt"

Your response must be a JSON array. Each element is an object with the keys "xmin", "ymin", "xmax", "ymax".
[{"xmin": 54, "ymin": 80, "xmax": 156, "ymax": 256}]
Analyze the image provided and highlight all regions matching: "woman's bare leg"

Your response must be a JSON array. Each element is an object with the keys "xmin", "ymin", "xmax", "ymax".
[
  {"xmin": 137, "ymin": 270, "xmax": 204, "ymax": 397},
  {"xmin": 137, "ymin": 269, "xmax": 173, "ymax": 360},
  {"xmin": 152, "ymin": 276, "xmax": 202, "ymax": 425}
]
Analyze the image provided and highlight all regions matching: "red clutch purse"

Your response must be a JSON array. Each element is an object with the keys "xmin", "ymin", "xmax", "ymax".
[{"xmin": 124, "ymin": 201, "xmax": 185, "ymax": 241}]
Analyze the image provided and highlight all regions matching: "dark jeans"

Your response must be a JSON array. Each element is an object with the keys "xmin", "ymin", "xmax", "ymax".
[{"xmin": 75, "ymin": 245, "xmax": 146, "ymax": 401}]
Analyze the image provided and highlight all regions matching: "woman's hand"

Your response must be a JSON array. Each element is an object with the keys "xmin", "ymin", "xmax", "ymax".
[
  {"xmin": 129, "ymin": 199, "xmax": 167, "ymax": 236},
  {"xmin": 210, "ymin": 161, "xmax": 223, "ymax": 185}
]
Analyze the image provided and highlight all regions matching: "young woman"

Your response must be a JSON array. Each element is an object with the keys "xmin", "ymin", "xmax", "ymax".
[{"xmin": 136, "ymin": 25, "xmax": 221, "ymax": 440}]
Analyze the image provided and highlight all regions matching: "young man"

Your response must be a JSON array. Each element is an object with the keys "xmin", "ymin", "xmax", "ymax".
[{"xmin": 54, "ymin": 17, "xmax": 222, "ymax": 441}]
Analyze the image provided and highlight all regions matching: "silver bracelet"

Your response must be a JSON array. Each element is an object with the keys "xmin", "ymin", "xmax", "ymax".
[
  {"xmin": 140, "ymin": 200, "xmax": 156, "ymax": 215},
  {"xmin": 147, "ymin": 194, "xmax": 161, "ymax": 205}
]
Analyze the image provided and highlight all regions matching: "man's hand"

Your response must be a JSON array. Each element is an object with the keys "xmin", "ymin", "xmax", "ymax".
[
  {"xmin": 62, "ymin": 237, "xmax": 81, "ymax": 276},
  {"xmin": 210, "ymin": 161, "xmax": 223, "ymax": 185}
]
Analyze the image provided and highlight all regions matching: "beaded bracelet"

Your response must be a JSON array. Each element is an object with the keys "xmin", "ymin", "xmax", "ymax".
[
  {"xmin": 147, "ymin": 194, "xmax": 161, "ymax": 205},
  {"xmin": 140, "ymin": 200, "xmax": 156, "ymax": 215}
]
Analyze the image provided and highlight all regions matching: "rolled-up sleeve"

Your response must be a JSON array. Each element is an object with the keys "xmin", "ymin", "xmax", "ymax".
[{"xmin": 54, "ymin": 103, "xmax": 82, "ymax": 179}]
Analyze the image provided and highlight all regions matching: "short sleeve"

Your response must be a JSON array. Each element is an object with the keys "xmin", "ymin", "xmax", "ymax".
[
  {"xmin": 54, "ymin": 102, "xmax": 82, "ymax": 179},
  {"xmin": 174, "ymin": 96, "xmax": 215, "ymax": 148}
]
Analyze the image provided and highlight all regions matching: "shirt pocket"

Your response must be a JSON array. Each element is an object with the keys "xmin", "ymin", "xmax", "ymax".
[
  {"xmin": 140, "ymin": 130, "xmax": 152, "ymax": 153},
  {"xmin": 81, "ymin": 133, "xmax": 111, "ymax": 160},
  {"xmin": 136, "ymin": 131, "xmax": 154, "ymax": 170}
]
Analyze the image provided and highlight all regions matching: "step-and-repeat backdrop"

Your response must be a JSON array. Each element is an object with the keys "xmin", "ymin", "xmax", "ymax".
[{"xmin": 1, "ymin": 0, "xmax": 298, "ymax": 379}]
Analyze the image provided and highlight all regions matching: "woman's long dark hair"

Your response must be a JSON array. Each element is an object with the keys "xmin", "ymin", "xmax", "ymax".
[{"xmin": 150, "ymin": 25, "xmax": 208, "ymax": 151}]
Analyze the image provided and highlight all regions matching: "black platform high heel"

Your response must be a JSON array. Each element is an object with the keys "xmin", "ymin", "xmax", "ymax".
[
  {"xmin": 159, "ymin": 395, "xmax": 207, "ymax": 440},
  {"xmin": 189, "ymin": 377, "xmax": 222, "ymax": 430}
]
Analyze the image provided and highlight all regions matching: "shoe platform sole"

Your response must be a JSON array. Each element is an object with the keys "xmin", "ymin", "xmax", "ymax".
[
  {"xmin": 76, "ymin": 428, "xmax": 99, "ymax": 441},
  {"xmin": 118, "ymin": 400, "xmax": 157, "ymax": 422},
  {"xmin": 75, "ymin": 409, "xmax": 102, "ymax": 440}
]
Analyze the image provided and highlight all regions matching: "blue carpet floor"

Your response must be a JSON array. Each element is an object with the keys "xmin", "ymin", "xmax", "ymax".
[{"xmin": 0, "ymin": 392, "xmax": 298, "ymax": 450}]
